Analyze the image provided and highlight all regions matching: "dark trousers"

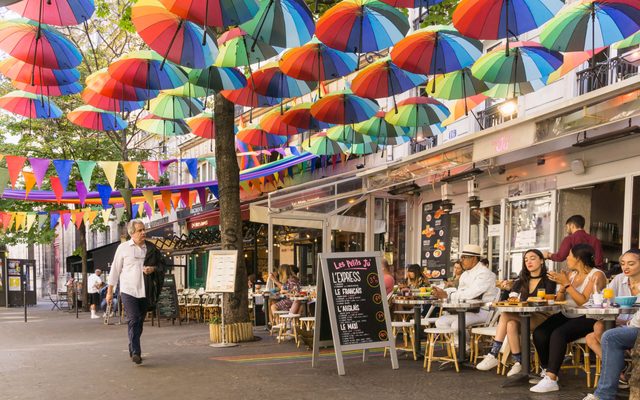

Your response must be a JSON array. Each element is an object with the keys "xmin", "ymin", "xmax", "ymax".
[
  {"xmin": 533, "ymin": 313, "xmax": 596, "ymax": 375},
  {"xmin": 121, "ymin": 293, "xmax": 147, "ymax": 357}
]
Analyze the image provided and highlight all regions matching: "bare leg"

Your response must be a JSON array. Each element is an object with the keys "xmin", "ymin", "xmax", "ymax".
[
  {"xmin": 506, "ymin": 318, "xmax": 521, "ymax": 355},
  {"xmin": 494, "ymin": 313, "xmax": 511, "ymax": 342},
  {"xmin": 586, "ymin": 321, "xmax": 606, "ymax": 358}
]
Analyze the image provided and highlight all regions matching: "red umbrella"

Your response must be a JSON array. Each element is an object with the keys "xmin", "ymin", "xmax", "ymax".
[
  {"xmin": 236, "ymin": 126, "xmax": 286, "ymax": 148},
  {"xmin": 81, "ymin": 88, "xmax": 145, "ymax": 112},
  {"xmin": 107, "ymin": 50, "xmax": 188, "ymax": 90},
  {"xmin": 0, "ymin": 57, "xmax": 79, "ymax": 86},
  {"xmin": 159, "ymin": 0, "xmax": 259, "ymax": 28},
  {"xmin": 281, "ymin": 102, "xmax": 331, "ymax": 130},
  {"xmin": 259, "ymin": 108, "xmax": 303, "ymax": 135},
  {"xmin": 221, "ymin": 86, "xmax": 280, "ymax": 108},
  {"xmin": 9, "ymin": 0, "xmax": 95, "ymax": 26},
  {"xmin": 12, "ymin": 81, "xmax": 82, "ymax": 96},
  {"xmin": 85, "ymin": 69, "xmax": 158, "ymax": 101},
  {"xmin": 186, "ymin": 112, "xmax": 216, "ymax": 139}
]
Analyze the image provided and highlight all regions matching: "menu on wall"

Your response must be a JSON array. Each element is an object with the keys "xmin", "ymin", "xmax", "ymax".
[
  {"xmin": 420, "ymin": 201, "xmax": 452, "ymax": 279},
  {"xmin": 206, "ymin": 250, "xmax": 238, "ymax": 293},
  {"xmin": 323, "ymin": 254, "xmax": 389, "ymax": 346}
]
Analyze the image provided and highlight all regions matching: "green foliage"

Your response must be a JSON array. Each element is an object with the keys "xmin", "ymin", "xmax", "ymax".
[{"xmin": 420, "ymin": 0, "xmax": 460, "ymax": 27}]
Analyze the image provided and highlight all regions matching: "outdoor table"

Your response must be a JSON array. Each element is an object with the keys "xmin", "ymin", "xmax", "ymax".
[
  {"xmin": 393, "ymin": 297, "xmax": 441, "ymax": 359},
  {"xmin": 440, "ymin": 300, "xmax": 486, "ymax": 368},
  {"xmin": 565, "ymin": 305, "xmax": 639, "ymax": 330},
  {"xmin": 496, "ymin": 304, "xmax": 562, "ymax": 387}
]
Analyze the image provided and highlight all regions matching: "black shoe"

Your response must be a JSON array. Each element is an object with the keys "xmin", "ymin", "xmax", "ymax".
[{"xmin": 132, "ymin": 354, "xmax": 142, "ymax": 364}]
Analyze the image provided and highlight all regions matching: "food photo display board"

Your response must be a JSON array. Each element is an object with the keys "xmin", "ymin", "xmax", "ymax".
[
  {"xmin": 420, "ymin": 201, "xmax": 452, "ymax": 279},
  {"xmin": 312, "ymin": 251, "xmax": 398, "ymax": 376}
]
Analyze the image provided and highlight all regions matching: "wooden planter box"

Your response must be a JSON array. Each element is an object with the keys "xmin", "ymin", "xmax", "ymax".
[{"xmin": 209, "ymin": 322, "xmax": 253, "ymax": 343}]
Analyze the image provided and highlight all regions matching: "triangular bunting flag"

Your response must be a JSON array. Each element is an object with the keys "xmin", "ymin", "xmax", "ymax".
[
  {"xmin": 183, "ymin": 158, "xmax": 198, "ymax": 181},
  {"xmin": 2, "ymin": 212, "xmax": 13, "ymax": 231},
  {"xmin": 96, "ymin": 184, "xmax": 112, "ymax": 209},
  {"xmin": 143, "ymin": 202, "xmax": 152, "ymax": 218},
  {"xmin": 50, "ymin": 176, "xmax": 64, "ymax": 204},
  {"xmin": 142, "ymin": 190, "xmax": 155, "ymax": 209},
  {"xmin": 171, "ymin": 192, "xmax": 181, "ymax": 210},
  {"xmin": 0, "ymin": 167, "xmax": 9, "ymax": 196},
  {"xmin": 161, "ymin": 190, "xmax": 172, "ymax": 212},
  {"xmin": 5, "ymin": 155, "xmax": 26, "ymax": 188},
  {"xmin": 120, "ymin": 188, "xmax": 132, "ymax": 217},
  {"xmin": 29, "ymin": 158, "xmax": 51, "ymax": 188},
  {"xmin": 61, "ymin": 212, "xmax": 71, "ymax": 229},
  {"xmin": 120, "ymin": 161, "xmax": 140, "ymax": 188},
  {"xmin": 86, "ymin": 209, "xmax": 99, "ymax": 225},
  {"xmin": 15, "ymin": 212, "xmax": 26, "ymax": 230},
  {"xmin": 23, "ymin": 171, "xmax": 36, "ymax": 198},
  {"xmin": 37, "ymin": 213, "xmax": 47, "ymax": 229},
  {"xmin": 196, "ymin": 187, "xmax": 207, "ymax": 206},
  {"xmin": 209, "ymin": 185, "xmax": 218, "ymax": 199},
  {"xmin": 180, "ymin": 189, "xmax": 190, "ymax": 209},
  {"xmin": 49, "ymin": 212, "xmax": 60, "ymax": 230},
  {"xmin": 101, "ymin": 208, "xmax": 112, "ymax": 225},
  {"xmin": 99, "ymin": 161, "xmax": 119, "ymax": 189},
  {"xmin": 131, "ymin": 203, "xmax": 140, "ymax": 219},
  {"xmin": 76, "ymin": 160, "xmax": 97, "ymax": 189},
  {"xmin": 159, "ymin": 159, "xmax": 177, "ymax": 175},
  {"xmin": 157, "ymin": 199, "xmax": 166, "ymax": 216},
  {"xmin": 76, "ymin": 181, "xmax": 88, "ymax": 207},
  {"xmin": 25, "ymin": 213, "xmax": 37, "ymax": 231},
  {"xmin": 74, "ymin": 211, "xmax": 84, "ymax": 229},
  {"xmin": 290, "ymin": 146, "xmax": 300, "ymax": 156},
  {"xmin": 52, "ymin": 159, "xmax": 74, "ymax": 190},
  {"xmin": 141, "ymin": 161, "xmax": 160, "ymax": 182},
  {"xmin": 114, "ymin": 206, "xmax": 125, "ymax": 223}
]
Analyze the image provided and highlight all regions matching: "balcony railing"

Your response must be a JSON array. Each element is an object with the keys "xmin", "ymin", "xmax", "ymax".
[
  {"xmin": 576, "ymin": 56, "xmax": 638, "ymax": 96},
  {"xmin": 477, "ymin": 102, "xmax": 517, "ymax": 130}
]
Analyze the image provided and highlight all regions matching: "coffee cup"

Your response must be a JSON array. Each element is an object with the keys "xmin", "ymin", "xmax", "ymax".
[{"xmin": 592, "ymin": 293, "xmax": 604, "ymax": 306}]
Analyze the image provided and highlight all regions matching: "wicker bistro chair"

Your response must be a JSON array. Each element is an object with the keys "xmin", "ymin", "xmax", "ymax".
[
  {"xmin": 384, "ymin": 321, "xmax": 417, "ymax": 360},
  {"xmin": 563, "ymin": 337, "xmax": 594, "ymax": 387},
  {"xmin": 202, "ymin": 294, "xmax": 222, "ymax": 322},
  {"xmin": 185, "ymin": 292, "xmax": 202, "ymax": 323},
  {"xmin": 423, "ymin": 326, "xmax": 459, "ymax": 372}
]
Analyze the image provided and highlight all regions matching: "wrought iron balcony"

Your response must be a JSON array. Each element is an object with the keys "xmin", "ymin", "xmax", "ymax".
[
  {"xmin": 576, "ymin": 56, "xmax": 638, "ymax": 96},
  {"xmin": 477, "ymin": 102, "xmax": 518, "ymax": 130}
]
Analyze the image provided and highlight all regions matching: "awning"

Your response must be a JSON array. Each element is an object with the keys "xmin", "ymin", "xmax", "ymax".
[
  {"xmin": 187, "ymin": 204, "xmax": 251, "ymax": 230},
  {"xmin": 65, "ymin": 240, "xmax": 121, "ymax": 273}
]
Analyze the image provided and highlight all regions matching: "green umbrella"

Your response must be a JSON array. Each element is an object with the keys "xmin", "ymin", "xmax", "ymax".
[
  {"xmin": 214, "ymin": 27, "xmax": 280, "ymax": 67},
  {"xmin": 163, "ymin": 83, "xmax": 209, "ymax": 97},
  {"xmin": 149, "ymin": 93, "xmax": 203, "ymax": 119},
  {"xmin": 302, "ymin": 132, "xmax": 348, "ymax": 156},
  {"xmin": 354, "ymin": 111, "xmax": 410, "ymax": 146},
  {"xmin": 425, "ymin": 68, "xmax": 489, "ymax": 100},
  {"xmin": 349, "ymin": 142, "xmax": 378, "ymax": 155},
  {"xmin": 326, "ymin": 124, "xmax": 375, "ymax": 145},
  {"xmin": 614, "ymin": 30, "xmax": 640, "ymax": 49},
  {"xmin": 137, "ymin": 115, "xmax": 190, "ymax": 136},
  {"xmin": 385, "ymin": 96, "xmax": 449, "ymax": 128},
  {"xmin": 483, "ymin": 79, "xmax": 546, "ymax": 99}
]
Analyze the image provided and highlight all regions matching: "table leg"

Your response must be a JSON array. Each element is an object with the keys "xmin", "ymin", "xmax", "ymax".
[
  {"xmin": 414, "ymin": 305, "xmax": 423, "ymax": 359},
  {"xmin": 604, "ymin": 319, "xmax": 615, "ymax": 331},
  {"xmin": 457, "ymin": 311, "xmax": 466, "ymax": 363},
  {"xmin": 502, "ymin": 313, "xmax": 531, "ymax": 387}
]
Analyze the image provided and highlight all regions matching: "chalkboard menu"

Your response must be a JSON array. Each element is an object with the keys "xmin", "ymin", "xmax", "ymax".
[
  {"xmin": 312, "ymin": 252, "xmax": 397, "ymax": 375},
  {"xmin": 156, "ymin": 274, "xmax": 179, "ymax": 323},
  {"xmin": 420, "ymin": 200, "xmax": 452, "ymax": 279}
]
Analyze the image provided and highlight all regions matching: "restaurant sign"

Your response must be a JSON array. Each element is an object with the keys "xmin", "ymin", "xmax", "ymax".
[
  {"xmin": 312, "ymin": 252, "xmax": 398, "ymax": 375},
  {"xmin": 420, "ymin": 200, "xmax": 452, "ymax": 279}
]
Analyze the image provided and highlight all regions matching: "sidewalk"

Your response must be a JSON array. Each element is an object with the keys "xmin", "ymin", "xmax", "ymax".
[{"xmin": 0, "ymin": 303, "xmax": 603, "ymax": 400}]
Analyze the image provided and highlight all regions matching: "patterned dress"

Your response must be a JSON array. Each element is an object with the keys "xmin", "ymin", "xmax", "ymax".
[{"xmin": 274, "ymin": 277, "xmax": 301, "ymax": 311}]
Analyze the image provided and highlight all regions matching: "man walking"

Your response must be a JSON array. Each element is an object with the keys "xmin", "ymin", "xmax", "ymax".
[
  {"xmin": 87, "ymin": 268, "xmax": 103, "ymax": 319},
  {"xmin": 544, "ymin": 215, "xmax": 603, "ymax": 268},
  {"xmin": 106, "ymin": 219, "xmax": 155, "ymax": 365}
]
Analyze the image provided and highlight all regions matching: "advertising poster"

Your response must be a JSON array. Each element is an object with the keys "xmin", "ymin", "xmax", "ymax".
[
  {"xmin": 420, "ymin": 201, "xmax": 452, "ymax": 279},
  {"xmin": 9, "ymin": 277, "xmax": 21, "ymax": 291}
]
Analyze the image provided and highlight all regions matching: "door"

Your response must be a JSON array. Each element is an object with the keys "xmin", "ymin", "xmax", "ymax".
[
  {"xmin": 469, "ymin": 204, "xmax": 502, "ymax": 274},
  {"xmin": 188, "ymin": 252, "xmax": 208, "ymax": 289}
]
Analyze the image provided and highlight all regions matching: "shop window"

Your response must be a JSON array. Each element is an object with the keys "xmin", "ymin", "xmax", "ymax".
[{"xmin": 469, "ymin": 205, "xmax": 501, "ymax": 273}]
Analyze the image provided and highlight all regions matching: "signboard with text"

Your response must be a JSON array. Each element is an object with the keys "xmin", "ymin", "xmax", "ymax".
[
  {"xmin": 205, "ymin": 250, "xmax": 238, "ymax": 293},
  {"xmin": 420, "ymin": 201, "xmax": 452, "ymax": 279}
]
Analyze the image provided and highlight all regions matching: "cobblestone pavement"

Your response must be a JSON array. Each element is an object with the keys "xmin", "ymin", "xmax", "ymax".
[{"xmin": 0, "ymin": 304, "xmax": 624, "ymax": 400}]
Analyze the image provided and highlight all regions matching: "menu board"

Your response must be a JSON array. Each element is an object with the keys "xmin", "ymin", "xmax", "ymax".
[
  {"xmin": 420, "ymin": 200, "xmax": 452, "ymax": 279},
  {"xmin": 156, "ymin": 274, "xmax": 179, "ymax": 322},
  {"xmin": 206, "ymin": 250, "xmax": 238, "ymax": 293},
  {"xmin": 313, "ymin": 252, "xmax": 397, "ymax": 375}
]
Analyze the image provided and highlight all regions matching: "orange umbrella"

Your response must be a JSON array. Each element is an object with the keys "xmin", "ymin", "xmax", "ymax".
[
  {"xmin": 441, "ymin": 94, "xmax": 487, "ymax": 127},
  {"xmin": 547, "ymin": 47, "xmax": 606, "ymax": 84}
]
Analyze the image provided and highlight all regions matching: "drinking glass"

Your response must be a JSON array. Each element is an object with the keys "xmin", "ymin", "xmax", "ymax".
[{"xmin": 537, "ymin": 289, "xmax": 546, "ymax": 299}]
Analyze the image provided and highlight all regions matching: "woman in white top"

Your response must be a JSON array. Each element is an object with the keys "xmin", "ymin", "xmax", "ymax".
[
  {"xmin": 530, "ymin": 244, "xmax": 607, "ymax": 393},
  {"xmin": 585, "ymin": 248, "xmax": 640, "ymax": 358}
]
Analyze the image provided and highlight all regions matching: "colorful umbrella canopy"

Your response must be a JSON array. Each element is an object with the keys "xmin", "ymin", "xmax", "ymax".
[
  {"xmin": 351, "ymin": 57, "xmax": 426, "ymax": 102},
  {"xmin": 214, "ymin": 27, "xmax": 281, "ymax": 67},
  {"xmin": 0, "ymin": 57, "xmax": 80, "ymax": 85},
  {"xmin": 81, "ymin": 88, "xmax": 145, "ymax": 112},
  {"xmin": 471, "ymin": 42, "xmax": 563, "ymax": 84},
  {"xmin": 67, "ymin": 105, "xmax": 128, "ymax": 131},
  {"xmin": 547, "ymin": 48, "xmax": 605, "ymax": 83},
  {"xmin": 251, "ymin": 64, "xmax": 317, "ymax": 99},
  {"xmin": 241, "ymin": 0, "xmax": 315, "ymax": 49},
  {"xmin": 281, "ymin": 102, "xmax": 331, "ymax": 130},
  {"xmin": 220, "ymin": 86, "xmax": 280, "ymax": 108},
  {"xmin": 354, "ymin": 111, "xmax": 410, "ymax": 145},
  {"xmin": 349, "ymin": 141, "xmax": 378, "ymax": 155},
  {"xmin": 137, "ymin": 115, "xmax": 190, "ymax": 136},
  {"xmin": 85, "ymin": 69, "xmax": 158, "ymax": 101},
  {"xmin": 107, "ymin": 50, "xmax": 188, "ymax": 90},
  {"xmin": 236, "ymin": 126, "xmax": 287, "ymax": 148},
  {"xmin": 302, "ymin": 132, "xmax": 348, "ymax": 156},
  {"xmin": 425, "ymin": 67, "xmax": 489, "ymax": 99},
  {"xmin": 441, "ymin": 94, "xmax": 488, "ymax": 126},
  {"xmin": 159, "ymin": 0, "xmax": 259, "ymax": 28},
  {"xmin": 188, "ymin": 66, "xmax": 248, "ymax": 91},
  {"xmin": 163, "ymin": 82, "xmax": 209, "ymax": 97},
  {"xmin": 132, "ymin": 0, "xmax": 218, "ymax": 69},
  {"xmin": 385, "ymin": 96, "xmax": 449, "ymax": 128},
  {"xmin": 316, "ymin": 0, "xmax": 409, "ymax": 53},
  {"xmin": 453, "ymin": 0, "xmax": 564, "ymax": 43},
  {"xmin": 326, "ymin": 124, "xmax": 375, "ymax": 144},
  {"xmin": 540, "ymin": 0, "xmax": 640, "ymax": 53},
  {"xmin": 390, "ymin": 25, "xmax": 483, "ymax": 76},
  {"xmin": 186, "ymin": 112, "xmax": 215, "ymax": 139},
  {"xmin": 0, "ymin": 19, "xmax": 82, "ymax": 69},
  {"xmin": 0, "ymin": 90, "xmax": 62, "ymax": 118},
  {"xmin": 483, "ymin": 78, "xmax": 547, "ymax": 98},
  {"xmin": 149, "ymin": 93, "xmax": 203, "ymax": 119},
  {"xmin": 311, "ymin": 90, "xmax": 379, "ymax": 125},
  {"xmin": 12, "ymin": 81, "xmax": 82, "ymax": 96},
  {"xmin": 279, "ymin": 37, "xmax": 358, "ymax": 84},
  {"xmin": 259, "ymin": 108, "xmax": 303, "ymax": 135},
  {"xmin": 8, "ymin": 0, "xmax": 95, "ymax": 26},
  {"xmin": 379, "ymin": 0, "xmax": 443, "ymax": 7},
  {"xmin": 614, "ymin": 30, "xmax": 640, "ymax": 49}
]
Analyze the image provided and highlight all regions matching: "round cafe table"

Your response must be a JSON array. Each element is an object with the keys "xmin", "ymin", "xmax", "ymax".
[
  {"xmin": 564, "ymin": 305, "xmax": 639, "ymax": 330},
  {"xmin": 497, "ymin": 304, "xmax": 562, "ymax": 387},
  {"xmin": 440, "ymin": 300, "xmax": 486, "ymax": 369},
  {"xmin": 393, "ymin": 297, "xmax": 441, "ymax": 359}
]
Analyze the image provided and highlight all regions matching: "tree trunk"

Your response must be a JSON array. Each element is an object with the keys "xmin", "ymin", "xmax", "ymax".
[
  {"xmin": 214, "ymin": 93, "xmax": 248, "ymax": 324},
  {"xmin": 79, "ymin": 221, "xmax": 89, "ymax": 311},
  {"xmin": 631, "ymin": 332, "xmax": 640, "ymax": 400}
]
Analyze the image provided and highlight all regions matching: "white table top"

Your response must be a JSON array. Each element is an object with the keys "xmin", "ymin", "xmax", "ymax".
[
  {"xmin": 494, "ymin": 305, "xmax": 562, "ymax": 313},
  {"xmin": 440, "ymin": 300, "xmax": 486, "ymax": 310},
  {"xmin": 393, "ymin": 298, "xmax": 440, "ymax": 305}
]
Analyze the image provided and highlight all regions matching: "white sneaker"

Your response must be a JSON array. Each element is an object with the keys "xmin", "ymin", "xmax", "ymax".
[
  {"xmin": 530, "ymin": 375, "xmax": 559, "ymax": 393},
  {"xmin": 582, "ymin": 394, "xmax": 599, "ymax": 400},
  {"xmin": 476, "ymin": 354, "xmax": 499, "ymax": 371},
  {"xmin": 506, "ymin": 362, "xmax": 521, "ymax": 376},
  {"xmin": 529, "ymin": 368, "xmax": 546, "ymax": 384},
  {"xmin": 91, "ymin": 315, "xmax": 100, "ymax": 319}
]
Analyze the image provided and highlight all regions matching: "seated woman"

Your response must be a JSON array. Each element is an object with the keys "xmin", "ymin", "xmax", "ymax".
[
  {"xmin": 382, "ymin": 259, "xmax": 395, "ymax": 295},
  {"xmin": 584, "ymin": 248, "xmax": 640, "ymax": 391},
  {"xmin": 269, "ymin": 264, "xmax": 302, "ymax": 320},
  {"xmin": 476, "ymin": 249, "xmax": 556, "ymax": 376},
  {"xmin": 444, "ymin": 260, "xmax": 463, "ymax": 288},
  {"xmin": 406, "ymin": 264, "xmax": 427, "ymax": 289},
  {"xmin": 530, "ymin": 244, "xmax": 607, "ymax": 393}
]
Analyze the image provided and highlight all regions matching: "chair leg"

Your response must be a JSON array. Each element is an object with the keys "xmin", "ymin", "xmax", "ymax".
[
  {"xmin": 410, "ymin": 328, "xmax": 417, "ymax": 361},
  {"xmin": 584, "ymin": 349, "xmax": 591, "ymax": 388},
  {"xmin": 426, "ymin": 335, "xmax": 435, "ymax": 372},
  {"xmin": 450, "ymin": 334, "xmax": 460, "ymax": 373}
]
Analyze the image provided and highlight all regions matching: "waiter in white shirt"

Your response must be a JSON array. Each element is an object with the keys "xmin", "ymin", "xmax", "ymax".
[
  {"xmin": 106, "ymin": 219, "xmax": 155, "ymax": 365},
  {"xmin": 432, "ymin": 244, "xmax": 497, "ymax": 347}
]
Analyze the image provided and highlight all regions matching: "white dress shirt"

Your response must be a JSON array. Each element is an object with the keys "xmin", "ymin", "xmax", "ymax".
[
  {"xmin": 87, "ymin": 273, "xmax": 103, "ymax": 294},
  {"xmin": 108, "ymin": 239, "xmax": 147, "ymax": 298},
  {"xmin": 450, "ymin": 262, "xmax": 497, "ymax": 303}
]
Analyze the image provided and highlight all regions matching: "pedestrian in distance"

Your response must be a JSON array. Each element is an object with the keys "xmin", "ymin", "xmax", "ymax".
[{"xmin": 88, "ymin": 269, "xmax": 103, "ymax": 319}]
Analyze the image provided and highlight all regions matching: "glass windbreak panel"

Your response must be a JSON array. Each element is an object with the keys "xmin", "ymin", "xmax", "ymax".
[
  {"xmin": 339, "ymin": 200, "xmax": 366, "ymax": 217},
  {"xmin": 449, "ymin": 212, "xmax": 461, "ymax": 263},
  {"xmin": 632, "ymin": 176, "xmax": 640, "ymax": 250},
  {"xmin": 331, "ymin": 231, "xmax": 365, "ymax": 252},
  {"xmin": 386, "ymin": 199, "xmax": 407, "ymax": 282},
  {"xmin": 336, "ymin": 178, "xmax": 363, "ymax": 195},
  {"xmin": 509, "ymin": 195, "xmax": 552, "ymax": 252},
  {"xmin": 469, "ymin": 205, "xmax": 501, "ymax": 273}
]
